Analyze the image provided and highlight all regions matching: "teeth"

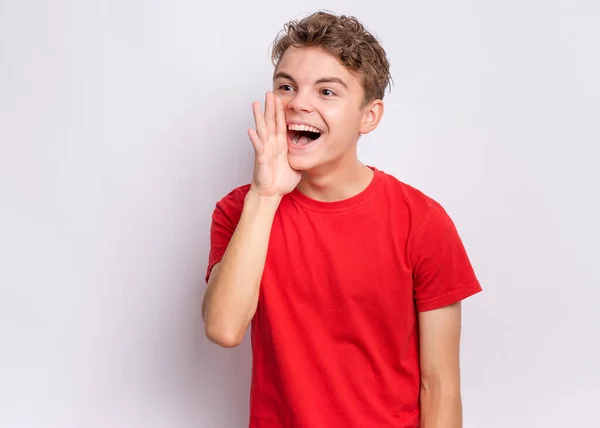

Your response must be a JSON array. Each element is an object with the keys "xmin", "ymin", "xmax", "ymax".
[{"xmin": 287, "ymin": 123, "xmax": 322, "ymax": 134}]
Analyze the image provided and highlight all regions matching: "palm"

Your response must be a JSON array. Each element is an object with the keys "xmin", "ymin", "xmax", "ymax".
[{"xmin": 248, "ymin": 93, "xmax": 301, "ymax": 198}]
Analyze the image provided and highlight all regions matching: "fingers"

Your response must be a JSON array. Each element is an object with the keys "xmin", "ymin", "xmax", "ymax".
[
  {"xmin": 264, "ymin": 92, "xmax": 276, "ymax": 136},
  {"xmin": 275, "ymin": 96, "xmax": 287, "ymax": 139},
  {"xmin": 252, "ymin": 101, "xmax": 267, "ymax": 143},
  {"xmin": 252, "ymin": 92, "xmax": 283, "ymax": 152},
  {"xmin": 247, "ymin": 128, "xmax": 263, "ymax": 154}
]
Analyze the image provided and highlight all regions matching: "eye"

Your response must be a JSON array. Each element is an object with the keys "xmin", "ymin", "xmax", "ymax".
[
  {"xmin": 278, "ymin": 84, "xmax": 294, "ymax": 92},
  {"xmin": 320, "ymin": 88, "xmax": 336, "ymax": 97}
]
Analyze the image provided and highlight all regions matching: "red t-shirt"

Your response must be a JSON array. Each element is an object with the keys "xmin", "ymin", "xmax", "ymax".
[{"xmin": 206, "ymin": 166, "xmax": 482, "ymax": 428}]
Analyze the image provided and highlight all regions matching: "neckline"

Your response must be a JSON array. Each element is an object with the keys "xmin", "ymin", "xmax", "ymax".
[{"xmin": 288, "ymin": 166, "xmax": 383, "ymax": 213}]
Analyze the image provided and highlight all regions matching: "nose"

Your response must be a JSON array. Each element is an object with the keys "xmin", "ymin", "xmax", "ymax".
[{"xmin": 286, "ymin": 90, "xmax": 314, "ymax": 114}]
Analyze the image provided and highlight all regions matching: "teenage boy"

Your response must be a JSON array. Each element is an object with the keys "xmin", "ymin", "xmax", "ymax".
[{"xmin": 202, "ymin": 11, "xmax": 482, "ymax": 428}]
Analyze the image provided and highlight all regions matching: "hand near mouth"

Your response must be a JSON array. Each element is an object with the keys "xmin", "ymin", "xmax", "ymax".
[{"xmin": 248, "ymin": 92, "xmax": 302, "ymax": 199}]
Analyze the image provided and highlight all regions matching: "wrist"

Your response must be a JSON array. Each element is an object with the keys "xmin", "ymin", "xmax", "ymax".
[{"xmin": 245, "ymin": 187, "xmax": 282, "ymax": 212}]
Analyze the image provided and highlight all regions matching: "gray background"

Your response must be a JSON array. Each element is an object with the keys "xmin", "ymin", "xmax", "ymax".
[{"xmin": 1, "ymin": 0, "xmax": 599, "ymax": 427}]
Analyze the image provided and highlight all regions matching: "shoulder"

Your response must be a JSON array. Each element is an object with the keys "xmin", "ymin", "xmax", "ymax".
[
  {"xmin": 216, "ymin": 183, "xmax": 251, "ymax": 208},
  {"xmin": 374, "ymin": 168, "xmax": 459, "ymax": 250},
  {"xmin": 376, "ymin": 167, "xmax": 445, "ymax": 219},
  {"xmin": 211, "ymin": 183, "xmax": 252, "ymax": 222}
]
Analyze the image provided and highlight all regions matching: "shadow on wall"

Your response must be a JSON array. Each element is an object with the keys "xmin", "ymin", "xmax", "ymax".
[
  {"xmin": 192, "ymin": 98, "xmax": 255, "ymax": 426},
  {"xmin": 198, "ymin": 331, "xmax": 253, "ymax": 426},
  {"xmin": 141, "ymin": 84, "xmax": 259, "ymax": 427}
]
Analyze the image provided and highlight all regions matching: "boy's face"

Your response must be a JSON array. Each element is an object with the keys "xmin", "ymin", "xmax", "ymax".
[{"xmin": 273, "ymin": 46, "xmax": 382, "ymax": 172}]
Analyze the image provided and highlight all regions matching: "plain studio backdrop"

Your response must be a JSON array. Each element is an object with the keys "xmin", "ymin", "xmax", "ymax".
[{"xmin": 1, "ymin": 0, "xmax": 599, "ymax": 427}]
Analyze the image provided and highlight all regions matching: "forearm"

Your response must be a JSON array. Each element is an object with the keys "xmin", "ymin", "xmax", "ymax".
[
  {"xmin": 203, "ymin": 189, "xmax": 281, "ymax": 347},
  {"xmin": 420, "ymin": 380, "xmax": 462, "ymax": 428}
]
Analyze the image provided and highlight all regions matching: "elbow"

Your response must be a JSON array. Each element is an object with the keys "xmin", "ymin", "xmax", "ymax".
[
  {"xmin": 204, "ymin": 322, "xmax": 244, "ymax": 348},
  {"xmin": 208, "ymin": 333, "xmax": 243, "ymax": 348}
]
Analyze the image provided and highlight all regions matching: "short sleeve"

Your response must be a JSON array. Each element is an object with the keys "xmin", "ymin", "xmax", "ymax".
[
  {"xmin": 205, "ymin": 186, "xmax": 248, "ymax": 283},
  {"xmin": 410, "ymin": 199, "xmax": 482, "ymax": 312}
]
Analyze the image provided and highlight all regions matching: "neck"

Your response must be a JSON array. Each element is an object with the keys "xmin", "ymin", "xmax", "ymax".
[{"xmin": 295, "ymin": 156, "xmax": 374, "ymax": 202}]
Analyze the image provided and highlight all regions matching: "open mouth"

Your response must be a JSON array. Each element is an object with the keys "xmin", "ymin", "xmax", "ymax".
[{"xmin": 287, "ymin": 124, "xmax": 323, "ymax": 146}]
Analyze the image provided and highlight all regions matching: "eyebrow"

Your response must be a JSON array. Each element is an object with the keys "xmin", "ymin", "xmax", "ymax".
[{"xmin": 274, "ymin": 72, "xmax": 348, "ymax": 90}]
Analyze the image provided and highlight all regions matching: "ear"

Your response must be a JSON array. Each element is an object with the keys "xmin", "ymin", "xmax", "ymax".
[{"xmin": 359, "ymin": 99, "xmax": 384, "ymax": 135}]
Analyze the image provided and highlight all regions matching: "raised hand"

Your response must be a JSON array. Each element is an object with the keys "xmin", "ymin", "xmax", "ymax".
[{"xmin": 247, "ymin": 92, "xmax": 302, "ymax": 199}]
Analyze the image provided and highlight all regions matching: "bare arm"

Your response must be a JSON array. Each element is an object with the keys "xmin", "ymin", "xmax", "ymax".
[
  {"xmin": 419, "ymin": 302, "xmax": 463, "ymax": 428},
  {"xmin": 202, "ymin": 191, "xmax": 280, "ymax": 347},
  {"xmin": 202, "ymin": 92, "xmax": 301, "ymax": 348}
]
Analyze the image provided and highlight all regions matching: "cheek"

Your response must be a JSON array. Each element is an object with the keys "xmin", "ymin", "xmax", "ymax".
[
  {"xmin": 327, "ymin": 110, "xmax": 359, "ymax": 134},
  {"xmin": 320, "ymin": 106, "xmax": 345, "ymax": 131},
  {"xmin": 274, "ymin": 92, "xmax": 291, "ymax": 107}
]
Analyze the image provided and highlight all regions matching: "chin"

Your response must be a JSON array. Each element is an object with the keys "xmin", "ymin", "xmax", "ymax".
[
  {"xmin": 287, "ymin": 155, "xmax": 316, "ymax": 171},
  {"xmin": 287, "ymin": 153, "xmax": 339, "ymax": 175}
]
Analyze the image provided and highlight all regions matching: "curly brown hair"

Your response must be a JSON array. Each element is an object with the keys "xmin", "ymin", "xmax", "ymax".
[{"xmin": 271, "ymin": 11, "xmax": 392, "ymax": 105}]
